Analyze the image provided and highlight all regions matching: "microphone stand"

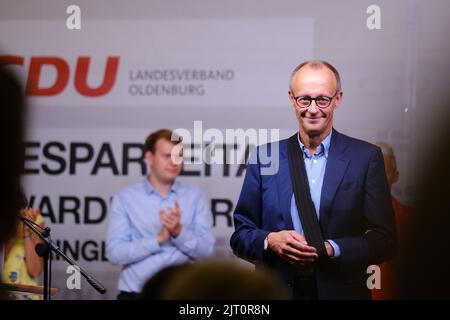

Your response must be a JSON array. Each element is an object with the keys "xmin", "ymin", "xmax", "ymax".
[{"xmin": 19, "ymin": 216, "xmax": 106, "ymax": 299}]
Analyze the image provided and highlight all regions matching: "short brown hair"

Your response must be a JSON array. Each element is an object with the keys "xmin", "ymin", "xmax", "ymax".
[
  {"xmin": 289, "ymin": 60, "xmax": 341, "ymax": 91},
  {"xmin": 144, "ymin": 129, "xmax": 182, "ymax": 153}
]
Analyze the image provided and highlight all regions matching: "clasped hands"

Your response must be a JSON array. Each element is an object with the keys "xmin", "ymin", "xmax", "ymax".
[
  {"xmin": 267, "ymin": 230, "xmax": 334, "ymax": 266},
  {"xmin": 157, "ymin": 200, "xmax": 181, "ymax": 244}
]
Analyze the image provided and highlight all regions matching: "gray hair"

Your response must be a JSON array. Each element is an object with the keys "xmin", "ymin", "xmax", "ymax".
[{"xmin": 289, "ymin": 60, "xmax": 341, "ymax": 92}]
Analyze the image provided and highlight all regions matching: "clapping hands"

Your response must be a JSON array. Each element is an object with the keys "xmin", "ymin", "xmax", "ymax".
[{"xmin": 159, "ymin": 201, "xmax": 182, "ymax": 239}]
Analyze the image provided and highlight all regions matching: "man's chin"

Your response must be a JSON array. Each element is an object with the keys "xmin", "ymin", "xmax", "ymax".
[
  {"xmin": 164, "ymin": 174, "xmax": 178, "ymax": 183},
  {"xmin": 302, "ymin": 126, "xmax": 324, "ymax": 137}
]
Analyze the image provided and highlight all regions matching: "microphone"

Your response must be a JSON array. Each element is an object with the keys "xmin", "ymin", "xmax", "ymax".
[
  {"xmin": 16, "ymin": 188, "xmax": 107, "ymax": 295},
  {"xmin": 35, "ymin": 243, "xmax": 49, "ymax": 257}
]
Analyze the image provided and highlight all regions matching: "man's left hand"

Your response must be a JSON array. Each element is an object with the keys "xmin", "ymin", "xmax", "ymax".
[{"xmin": 160, "ymin": 201, "xmax": 182, "ymax": 237}]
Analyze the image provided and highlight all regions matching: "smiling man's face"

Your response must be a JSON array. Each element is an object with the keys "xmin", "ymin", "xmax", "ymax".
[{"xmin": 289, "ymin": 65, "xmax": 342, "ymax": 138}]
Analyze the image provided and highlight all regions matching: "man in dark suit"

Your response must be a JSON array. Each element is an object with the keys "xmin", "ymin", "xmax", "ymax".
[{"xmin": 230, "ymin": 61, "xmax": 397, "ymax": 299}]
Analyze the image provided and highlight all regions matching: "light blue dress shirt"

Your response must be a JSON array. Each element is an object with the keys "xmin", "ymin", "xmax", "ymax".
[
  {"xmin": 106, "ymin": 178, "xmax": 215, "ymax": 293},
  {"xmin": 290, "ymin": 131, "xmax": 341, "ymax": 257}
]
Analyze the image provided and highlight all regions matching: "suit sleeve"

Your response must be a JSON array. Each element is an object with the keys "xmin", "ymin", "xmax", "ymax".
[
  {"xmin": 230, "ymin": 148, "xmax": 270, "ymax": 264},
  {"xmin": 332, "ymin": 147, "xmax": 397, "ymax": 273}
]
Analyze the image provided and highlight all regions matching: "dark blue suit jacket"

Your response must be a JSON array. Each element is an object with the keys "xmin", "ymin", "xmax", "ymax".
[{"xmin": 230, "ymin": 129, "xmax": 397, "ymax": 299}]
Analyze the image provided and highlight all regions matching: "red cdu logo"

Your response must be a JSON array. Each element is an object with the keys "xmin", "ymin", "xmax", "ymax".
[{"xmin": 0, "ymin": 55, "xmax": 120, "ymax": 97}]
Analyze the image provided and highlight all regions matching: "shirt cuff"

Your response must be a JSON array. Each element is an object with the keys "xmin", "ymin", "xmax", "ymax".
[
  {"xmin": 171, "ymin": 225, "xmax": 191, "ymax": 247},
  {"xmin": 327, "ymin": 239, "xmax": 341, "ymax": 257},
  {"xmin": 144, "ymin": 235, "xmax": 161, "ymax": 253}
]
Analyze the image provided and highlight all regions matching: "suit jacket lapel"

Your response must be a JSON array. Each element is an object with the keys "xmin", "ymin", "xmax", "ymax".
[{"xmin": 320, "ymin": 129, "xmax": 350, "ymax": 229}]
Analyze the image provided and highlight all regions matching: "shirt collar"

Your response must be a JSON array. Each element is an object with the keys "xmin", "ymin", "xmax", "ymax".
[
  {"xmin": 297, "ymin": 130, "xmax": 332, "ymax": 158},
  {"xmin": 143, "ymin": 177, "xmax": 180, "ymax": 196}
]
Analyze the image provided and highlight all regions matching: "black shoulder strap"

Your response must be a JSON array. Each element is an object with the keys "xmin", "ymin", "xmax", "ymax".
[{"xmin": 287, "ymin": 133, "xmax": 327, "ymax": 259}]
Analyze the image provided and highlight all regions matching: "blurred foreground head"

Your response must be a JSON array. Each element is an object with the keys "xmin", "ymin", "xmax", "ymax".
[
  {"xmin": 143, "ymin": 260, "xmax": 288, "ymax": 300},
  {"xmin": 397, "ymin": 127, "xmax": 450, "ymax": 299},
  {"xmin": 0, "ymin": 67, "xmax": 25, "ymax": 243}
]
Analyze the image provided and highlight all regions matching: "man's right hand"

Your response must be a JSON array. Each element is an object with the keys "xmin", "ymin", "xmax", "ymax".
[
  {"xmin": 157, "ymin": 227, "xmax": 170, "ymax": 244},
  {"xmin": 267, "ymin": 230, "xmax": 318, "ymax": 266}
]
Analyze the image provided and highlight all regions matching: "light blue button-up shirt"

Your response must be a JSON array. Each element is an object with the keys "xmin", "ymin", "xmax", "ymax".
[
  {"xmin": 106, "ymin": 178, "xmax": 215, "ymax": 293},
  {"xmin": 290, "ymin": 131, "xmax": 341, "ymax": 257}
]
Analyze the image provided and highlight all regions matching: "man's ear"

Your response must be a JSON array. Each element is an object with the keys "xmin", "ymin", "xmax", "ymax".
[
  {"xmin": 288, "ymin": 90, "xmax": 296, "ymax": 107},
  {"xmin": 144, "ymin": 150, "xmax": 153, "ymax": 165},
  {"xmin": 333, "ymin": 91, "xmax": 343, "ymax": 109}
]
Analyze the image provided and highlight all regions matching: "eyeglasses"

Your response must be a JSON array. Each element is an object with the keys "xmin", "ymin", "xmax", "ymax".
[{"xmin": 293, "ymin": 91, "xmax": 339, "ymax": 109}]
